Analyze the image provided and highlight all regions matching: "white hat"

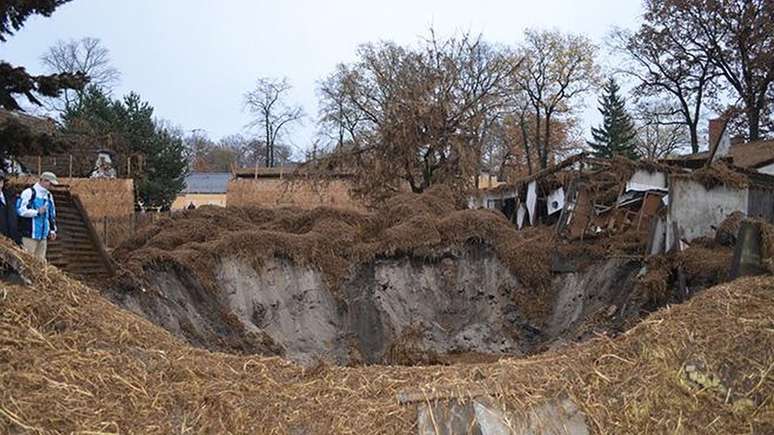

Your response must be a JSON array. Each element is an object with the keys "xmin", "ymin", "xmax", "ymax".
[{"xmin": 40, "ymin": 171, "xmax": 59, "ymax": 185}]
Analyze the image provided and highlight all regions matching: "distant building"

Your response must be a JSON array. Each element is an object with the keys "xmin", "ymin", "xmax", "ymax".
[
  {"xmin": 664, "ymin": 118, "xmax": 774, "ymax": 174},
  {"xmin": 668, "ymin": 139, "xmax": 774, "ymax": 175},
  {"xmin": 226, "ymin": 166, "xmax": 363, "ymax": 210},
  {"xmin": 172, "ymin": 172, "xmax": 231, "ymax": 210},
  {"xmin": 477, "ymin": 170, "xmax": 505, "ymax": 189}
]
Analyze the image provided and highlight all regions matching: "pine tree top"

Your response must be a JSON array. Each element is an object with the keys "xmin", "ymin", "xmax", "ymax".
[{"xmin": 588, "ymin": 77, "xmax": 639, "ymax": 160}]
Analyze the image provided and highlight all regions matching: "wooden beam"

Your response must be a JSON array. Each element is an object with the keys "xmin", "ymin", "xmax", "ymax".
[{"xmin": 70, "ymin": 192, "xmax": 116, "ymax": 276}]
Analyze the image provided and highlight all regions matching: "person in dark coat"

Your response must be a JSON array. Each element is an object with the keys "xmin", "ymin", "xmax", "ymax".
[{"xmin": 0, "ymin": 170, "xmax": 21, "ymax": 246}]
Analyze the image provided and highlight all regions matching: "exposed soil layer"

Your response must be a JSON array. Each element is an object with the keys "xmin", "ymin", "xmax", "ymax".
[
  {"xmin": 109, "ymin": 247, "xmax": 666, "ymax": 366},
  {"xmin": 109, "ymin": 245, "xmax": 542, "ymax": 365}
]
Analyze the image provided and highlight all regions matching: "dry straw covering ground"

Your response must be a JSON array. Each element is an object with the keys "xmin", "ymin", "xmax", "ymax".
[{"xmin": 0, "ymin": 232, "xmax": 772, "ymax": 433}]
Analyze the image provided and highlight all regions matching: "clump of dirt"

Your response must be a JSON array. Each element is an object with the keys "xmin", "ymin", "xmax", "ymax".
[
  {"xmin": 716, "ymin": 211, "xmax": 745, "ymax": 246},
  {"xmin": 555, "ymin": 230, "xmax": 647, "ymax": 266},
  {"xmin": 678, "ymin": 239, "xmax": 733, "ymax": 286},
  {"xmin": 382, "ymin": 323, "xmax": 442, "ymax": 366},
  {"xmin": 607, "ymin": 155, "xmax": 684, "ymax": 179},
  {"xmin": 633, "ymin": 238, "xmax": 733, "ymax": 311},
  {"xmin": 1, "ymin": 238, "xmax": 771, "ymax": 434}
]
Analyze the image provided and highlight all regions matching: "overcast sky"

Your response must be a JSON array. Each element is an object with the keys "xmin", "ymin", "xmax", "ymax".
[{"xmin": 2, "ymin": 0, "xmax": 645, "ymax": 157}]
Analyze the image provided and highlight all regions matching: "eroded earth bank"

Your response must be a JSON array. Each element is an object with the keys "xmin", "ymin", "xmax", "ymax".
[{"xmin": 105, "ymin": 186, "xmax": 728, "ymax": 367}]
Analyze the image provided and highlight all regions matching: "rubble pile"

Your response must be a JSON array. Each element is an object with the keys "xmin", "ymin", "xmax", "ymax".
[{"xmin": 474, "ymin": 154, "xmax": 774, "ymax": 259}]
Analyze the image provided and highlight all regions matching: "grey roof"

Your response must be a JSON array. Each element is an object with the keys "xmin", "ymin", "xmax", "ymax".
[{"xmin": 182, "ymin": 172, "xmax": 231, "ymax": 194}]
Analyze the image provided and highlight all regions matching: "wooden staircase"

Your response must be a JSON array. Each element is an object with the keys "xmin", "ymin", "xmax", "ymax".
[{"xmin": 47, "ymin": 188, "xmax": 115, "ymax": 282}]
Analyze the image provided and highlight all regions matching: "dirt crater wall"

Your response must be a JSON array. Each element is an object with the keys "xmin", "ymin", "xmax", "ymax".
[
  {"xmin": 108, "ymin": 244, "xmax": 549, "ymax": 365},
  {"xmin": 107, "ymin": 243, "xmax": 644, "ymax": 366}
]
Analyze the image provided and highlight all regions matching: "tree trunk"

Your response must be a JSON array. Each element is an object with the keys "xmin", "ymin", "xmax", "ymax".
[
  {"xmin": 688, "ymin": 121, "xmax": 699, "ymax": 154},
  {"xmin": 338, "ymin": 102, "xmax": 345, "ymax": 148},
  {"xmin": 533, "ymin": 110, "xmax": 542, "ymax": 172},
  {"xmin": 520, "ymin": 115, "xmax": 533, "ymax": 175},
  {"xmin": 542, "ymin": 112, "xmax": 552, "ymax": 170},
  {"xmin": 270, "ymin": 140, "xmax": 275, "ymax": 168},
  {"xmin": 264, "ymin": 114, "xmax": 271, "ymax": 168},
  {"xmin": 747, "ymin": 106, "xmax": 761, "ymax": 141}
]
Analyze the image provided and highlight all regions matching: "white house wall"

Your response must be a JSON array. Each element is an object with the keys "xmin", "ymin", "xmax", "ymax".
[
  {"xmin": 627, "ymin": 170, "xmax": 667, "ymax": 192},
  {"xmin": 666, "ymin": 177, "xmax": 748, "ymax": 249}
]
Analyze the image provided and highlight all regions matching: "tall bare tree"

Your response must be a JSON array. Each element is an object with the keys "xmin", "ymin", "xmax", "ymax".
[
  {"xmin": 317, "ymin": 64, "xmax": 368, "ymax": 150},
  {"xmin": 244, "ymin": 77, "xmax": 304, "ymax": 168},
  {"xmin": 218, "ymin": 134, "xmax": 253, "ymax": 168},
  {"xmin": 41, "ymin": 37, "xmax": 120, "ymax": 111},
  {"xmin": 632, "ymin": 99, "xmax": 689, "ymax": 158},
  {"xmin": 610, "ymin": 25, "xmax": 718, "ymax": 153},
  {"xmin": 645, "ymin": 0, "xmax": 774, "ymax": 140},
  {"xmin": 184, "ymin": 130, "xmax": 214, "ymax": 172},
  {"xmin": 510, "ymin": 29, "xmax": 599, "ymax": 171},
  {"xmin": 315, "ymin": 31, "xmax": 517, "ymax": 198},
  {"xmin": 497, "ymin": 107, "xmax": 582, "ymax": 178}
]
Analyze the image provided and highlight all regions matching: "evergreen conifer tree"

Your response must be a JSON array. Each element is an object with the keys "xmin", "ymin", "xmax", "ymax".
[
  {"xmin": 64, "ymin": 87, "xmax": 188, "ymax": 209},
  {"xmin": 588, "ymin": 78, "xmax": 639, "ymax": 159},
  {"xmin": 1, "ymin": 1, "xmax": 86, "ymax": 169}
]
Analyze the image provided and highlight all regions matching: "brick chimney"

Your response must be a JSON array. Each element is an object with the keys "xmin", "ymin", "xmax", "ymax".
[{"xmin": 708, "ymin": 118, "xmax": 724, "ymax": 149}]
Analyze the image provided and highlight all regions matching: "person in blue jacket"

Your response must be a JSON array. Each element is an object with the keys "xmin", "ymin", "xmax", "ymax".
[{"xmin": 17, "ymin": 172, "xmax": 58, "ymax": 261}]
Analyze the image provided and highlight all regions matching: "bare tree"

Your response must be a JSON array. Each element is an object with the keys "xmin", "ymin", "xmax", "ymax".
[
  {"xmin": 632, "ymin": 99, "xmax": 689, "ymax": 159},
  {"xmin": 510, "ymin": 29, "xmax": 599, "ymax": 171},
  {"xmin": 40, "ymin": 37, "xmax": 120, "ymax": 110},
  {"xmin": 218, "ymin": 134, "xmax": 253, "ymax": 168},
  {"xmin": 317, "ymin": 64, "xmax": 368, "ymax": 150},
  {"xmin": 244, "ymin": 77, "xmax": 304, "ymax": 168},
  {"xmin": 610, "ymin": 25, "xmax": 718, "ymax": 153},
  {"xmin": 221, "ymin": 133, "xmax": 292, "ymax": 169},
  {"xmin": 314, "ymin": 30, "xmax": 517, "ymax": 198},
  {"xmin": 644, "ymin": 0, "xmax": 774, "ymax": 140},
  {"xmin": 184, "ymin": 130, "xmax": 215, "ymax": 172}
]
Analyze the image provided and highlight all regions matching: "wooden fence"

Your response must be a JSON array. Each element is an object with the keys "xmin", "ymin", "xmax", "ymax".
[{"xmin": 93, "ymin": 211, "xmax": 172, "ymax": 249}]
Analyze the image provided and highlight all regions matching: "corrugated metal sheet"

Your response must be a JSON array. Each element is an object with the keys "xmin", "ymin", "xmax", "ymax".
[{"xmin": 183, "ymin": 172, "xmax": 231, "ymax": 194}]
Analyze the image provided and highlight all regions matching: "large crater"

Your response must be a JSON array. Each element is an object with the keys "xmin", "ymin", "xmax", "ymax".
[{"xmin": 107, "ymin": 242, "xmax": 642, "ymax": 366}]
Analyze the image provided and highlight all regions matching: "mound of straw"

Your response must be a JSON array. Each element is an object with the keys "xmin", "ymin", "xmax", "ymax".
[
  {"xmin": 690, "ymin": 162, "xmax": 750, "ymax": 190},
  {"xmin": 112, "ymin": 185, "xmax": 554, "ymax": 306}
]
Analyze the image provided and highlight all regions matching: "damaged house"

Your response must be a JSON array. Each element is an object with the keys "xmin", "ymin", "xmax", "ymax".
[{"xmin": 472, "ymin": 148, "xmax": 774, "ymax": 262}]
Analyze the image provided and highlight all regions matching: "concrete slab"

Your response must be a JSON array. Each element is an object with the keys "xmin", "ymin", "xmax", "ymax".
[
  {"xmin": 731, "ymin": 221, "xmax": 766, "ymax": 279},
  {"xmin": 417, "ymin": 399, "xmax": 480, "ymax": 435},
  {"xmin": 510, "ymin": 398, "xmax": 589, "ymax": 435},
  {"xmin": 416, "ymin": 397, "xmax": 589, "ymax": 435}
]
